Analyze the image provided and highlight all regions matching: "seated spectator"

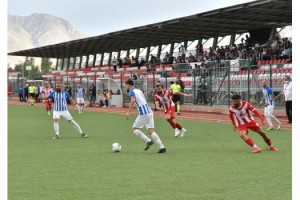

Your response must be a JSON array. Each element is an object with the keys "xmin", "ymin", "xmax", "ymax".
[
  {"xmin": 115, "ymin": 89, "xmax": 121, "ymax": 95},
  {"xmin": 280, "ymin": 48, "xmax": 290, "ymax": 59},
  {"xmin": 188, "ymin": 53, "xmax": 197, "ymax": 62},
  {"xmin": 187, "ymin": 66, "xmax": 194, "ymax": 77},
  {"xmin": 140, "ymin": 58, "xmax": 146, "ymax": 66}
]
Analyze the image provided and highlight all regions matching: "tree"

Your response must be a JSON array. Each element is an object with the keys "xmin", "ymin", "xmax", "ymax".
[
  {"xmin": 41, "ymin": 58, "xmax": 53, "ymax": 75},
  {"xmin": 14, "ymin": 57, "xmax": 42, "ymax": 79}
]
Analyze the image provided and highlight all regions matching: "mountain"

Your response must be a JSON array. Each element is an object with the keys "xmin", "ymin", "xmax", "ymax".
[{"xmin": 8, "ymin": 13, "xmax": 88, "ymax": 68}]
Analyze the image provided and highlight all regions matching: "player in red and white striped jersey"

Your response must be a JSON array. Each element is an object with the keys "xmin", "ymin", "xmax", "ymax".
[
  {"xmin": 41, "ymin": 83, "xmax": 54, "ymax": 115},
  {"xmin": 154, "ymin": 84, "xmax": 191, "ymax": 137},
  {"xmin": 229, "ymin": 94, "xmax": 279, "ymax": 153}
]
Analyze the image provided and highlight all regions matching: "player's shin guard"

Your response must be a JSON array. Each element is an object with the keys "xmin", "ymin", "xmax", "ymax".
[
  {"xmin": 133, "ymin": 129, "xmax": 151, "ymax": 143},
  {"xmin": 245, "ymin": 138, "xmax": 255, "ymax": 147},
  {"xmin": 167, "ymin": 118, "xmax": 177, "ymax": 129},
  {"xmin": 151, "ymin": 132, "xmax": 165, "ymax": 149},
  {"xmin": 54, "ymin": 122, "xmax": 59, "ymax": 135},
  {"xmin": 70, "ymin": 120, "xmax": 83, "ymax": 134}
]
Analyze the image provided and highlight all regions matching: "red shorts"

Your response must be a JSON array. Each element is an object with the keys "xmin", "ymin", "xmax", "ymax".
[
  {"xmin": 44, "ymin": 100, "xmax": 52, "ymax": 105},
  {"xmin": 165, "ymin": 106, "xmax": 175, "ymax": 118},
  {"xmin": 238, "ymin": 121, "xmax": 261, "ymax": 133}
]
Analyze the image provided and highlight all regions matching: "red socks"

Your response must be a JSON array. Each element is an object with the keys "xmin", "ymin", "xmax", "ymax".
[
  {"xmin": 245, "ymin": 138, "xmax": 254, "ymax": 147},
  {"xmin": 175, "ymin": 123, "xmax": 182, "ymax": 130},
  {"xmin": 167, "ymin": 119, "xmax": 177, "ymax": 129},
  {"xmin": 265, "ymin": 139, "xmax": 272, "ymax": 146}
]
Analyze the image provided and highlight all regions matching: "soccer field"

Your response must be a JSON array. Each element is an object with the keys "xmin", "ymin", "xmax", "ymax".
[{"xmin": 8, "ymin": 104, "xmax": 292, "ymax": 200}]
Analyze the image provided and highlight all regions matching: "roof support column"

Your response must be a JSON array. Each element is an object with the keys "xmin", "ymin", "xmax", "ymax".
[
  {"xmin": 183, "ymin": 41, "xmax": 188, "ymax": 50},
  {"xmin": 100, "ymin": 53, "xmax": 104, "ymax": 67},
  {"xmin": 66, "ymin": 57, "xmax": 71, "ymax": 70},
  {"xmin": 126, "ymin": 49, "xmax": 130, "ymax": 58},
  {"xmin": 55, "ymin": 58, "xmax": 59, "ymax": 70},
  {"xmin": 157, "ymin": 44, "xmax": 162, "ymax": 59},
  {"xmin": 79, "ymin": 56, "xmax": 82, "ymax": 69},
  {"xmin": 61, "ymin": 58, "xmax": 65, "ymax": 71},
  {"xmin": 145, "ymin": 46, "xmax": 151, "ymax": 63},
  {"xmin": 229, "ymin": 34, "xmax": 236, "ymax": 46},
  {"xmin": 212, "ymin": 37, "xmax": 218, "ymax": 49},
  {"xmin": 92, "ymin": 54, "xmax": 97, "ymax": 67},
  {"xmin": 85, "ymin": 55, "xmax": 89, "ymax": 68},
  {"xmin": 108, "ymin": 52, "xmax": 112, "ymax": 67},
  {"xmin": 135, "ymin": 48, "xmax": 140, "ymax": 59},
  {"xmin": 73, "ymin": 57, "xmax": 76, "ymax": 69},
  {"xmin": 169, "ymin": 43, "xmax": 174, "ymax": 56},
  {"xmin": 117, "ymin": 50, "xmax": 121, "ymax": 60}
]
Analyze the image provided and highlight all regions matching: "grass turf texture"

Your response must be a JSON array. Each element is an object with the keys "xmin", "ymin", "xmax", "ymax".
[{"xmin": 8, "ymin": 104, "xmax": 291, "ymax": 200}]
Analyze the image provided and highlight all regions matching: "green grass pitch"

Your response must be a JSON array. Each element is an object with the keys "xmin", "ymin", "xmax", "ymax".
[{"xmin": 8, "ymin": 104, "xmax": 292, "ymax": 200}]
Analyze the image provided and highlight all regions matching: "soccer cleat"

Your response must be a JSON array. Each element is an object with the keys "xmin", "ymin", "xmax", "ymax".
[
  {"xmin": 80, "ymin": 133, "xmax": 88, "ymax": 138},
  {"xmin": 269, "ymin": 146, "xmax": 279, "ymax": 151},
  {"xmin": 157, "ymin": 148, "xmax": 166, "ymax": 153},
  {"xmin": 252, "ymin": 147, "xmax": 262, "ymax": 153},
  {"xmin": 144, "ymin": 141, "xmax": 153, "ymax": 151},
  {"xmin": 180, "ymin": 128, "xmax": 187, "ymax": 137},
  {"xmin": 277, "ymin": 124, "xmax": 281, "ymax": 130},
  {"xmin": 266, "ymin": 127, "xmax": 275, "ymax": 131},
  {"xmin": 174, "ymin": 128, "xmax": 181, "ymax": 137},
  {"xmin": 52, "ymin": 135, "xmax": 60, "ymax": 139},
  {"xmin": 48, "ymin": 111, "xmax": 51, "ymax": 115}
]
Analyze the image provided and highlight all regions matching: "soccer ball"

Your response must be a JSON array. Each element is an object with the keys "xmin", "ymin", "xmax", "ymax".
[{"xmin": 112, "ymin": 143, "xmax": 121, "ymax": 152}]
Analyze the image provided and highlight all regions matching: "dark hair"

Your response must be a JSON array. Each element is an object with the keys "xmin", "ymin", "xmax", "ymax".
[
  {"xmin": 125, "ymin": 79, "xmax": 134, "ymax": 86},
  {"xmin": 231, "ymin": 94, "xmax": 241, "ymax": 100}
]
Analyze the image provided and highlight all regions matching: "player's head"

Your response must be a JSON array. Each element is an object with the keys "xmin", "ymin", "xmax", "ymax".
[
  {"xmin": 262, "ymin": 80, "xmax": 268, "ymax": 88},
  {"xmin": 284, "ymin": 75, "xmax": 291, "ymax": 83},
  {"xmin": 231, "ymin": 94, "xmax": 242, "ymax": 107},
  {"xmin": 155, "ymin": 84, "xmax": 163, "ymax": 95},
  {"xmin": 125, "ymin": 79, "xmax": 134, "ymax": 92},
  {"xmin": 77, "ymin": 83, "xmax": 81, "ymax": 88},
  {"xmin": 56, "ymin": 84, "xmax": 63, "ymax": 93}
]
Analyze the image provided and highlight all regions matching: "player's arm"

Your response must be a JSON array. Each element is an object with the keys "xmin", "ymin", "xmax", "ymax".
[
  {"xmin": 248, "ymin": 103, "xmax": 265, "ymax": 124},
  {"xmin": 259, "ymin": 96, "xmax": 265, "ymax": 107},
  {"xmin": 40, "ymin": 92, "xmax": 51, "ymax": 100},
  {"xmin": 126, "ymin": 96, "xmax": 135, "ymax": 120},
  {"xmin": 155, "ymin": 101, "xmax": 163, "ymax": 111},
  {"xmin": 229, "ymin": 110, "xmax": 237, "ymax": 131},
  {"xmin": 173, "ymin": 91, "xmax": 192, "ymax": 97}
]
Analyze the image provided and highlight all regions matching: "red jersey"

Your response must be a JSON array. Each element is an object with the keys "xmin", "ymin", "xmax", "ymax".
[
  {"xmin": 42, "ymin": 87, "xmax": 53, "ymax": 97},
  {"xmin": 229, "ymin": 101, "xmax": 264, "ymax": 127},
  {"xmin": 154, "ymin": 90, "xmax": 175, "ymax": 112}
]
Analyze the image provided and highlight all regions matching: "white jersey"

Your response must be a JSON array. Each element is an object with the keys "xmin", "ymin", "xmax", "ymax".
[{"xmin": 128, "ymin": 88, "xmax": 152, "ymax": 116}]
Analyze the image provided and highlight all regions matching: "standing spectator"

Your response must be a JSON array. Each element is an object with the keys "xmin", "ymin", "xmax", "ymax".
[
  {"xmin": 103, "ymin": 89, "xmax": 111, "ymax": 107},
  {"xmin": 196, "ymin": 78, "xmax": 208, "ymax": 105},
  {"xmin": 112, "ymin": 56, "xmax": 117, "ymax": 72},
  {"xmin": 89, "ymin": 82, "xmax": 96, "ymax": 107},
  {"xmin": 282, "ymin": 75, "xmax": 292, "ymax": 124},
  {"xmin": 24, "ymin": 84, "xmax": 29, "ymax": 103},
  {"xmin": 177, "ymin": 77, "xmax": 185, "ymax": 104},
  {"xmin": 7, "ymin": 85, "xmax": 12, "ymax": 100},
  {"xmin": 18, "ymin": 85, "xmax": 24, "ymax": 102},
  {"xmin": 65, "ymin": 84, "xmax": 72, "ymax": 104},
  {"xmin": 140, "ymin": 58, "xmax": 146, "ymax": 66},
  {"xmin": 181, "ymin": 45, "xmax": 186, "ymax": 62}
]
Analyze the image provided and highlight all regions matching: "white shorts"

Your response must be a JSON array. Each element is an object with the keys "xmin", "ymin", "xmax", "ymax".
[
  {"xmin": 76, "ymin": 98, "xmax": 85, "ymax": 104},
  {"xmin": 133, "ymin": 113, "xmax": 154, "ymax": 129},
  {"xmin": 264, "ymin": 105, "xmax": 274, "ymax": 117},
  {"xmin": 53, "ymin": 110, "xmax": 73, "ymax": 121}
]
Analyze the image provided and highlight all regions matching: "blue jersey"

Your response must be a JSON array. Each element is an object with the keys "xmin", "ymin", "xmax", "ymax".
[
  {"xmin": 262, "ymin": 87, "xmax": 274, "ymax": 106},
  {"xmin": 48, "ymin": 91, "xmax": 70, "ymax": 111},
  {"xmin": 75, "ymin": 88, "xmax": 85, "ymax": 98},
  {"xmin": 128, "ymin": 88, "xmax": 152, "ymax": 116}
]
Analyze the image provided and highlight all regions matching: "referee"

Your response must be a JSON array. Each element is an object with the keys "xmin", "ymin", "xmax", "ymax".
[
  {"xmin": 283, "ymin": 75, "xmax": 292, "ymax": 124},
  {"xmin": 170, "ymin": 80, "xmax": 182, "ymax": 115}
]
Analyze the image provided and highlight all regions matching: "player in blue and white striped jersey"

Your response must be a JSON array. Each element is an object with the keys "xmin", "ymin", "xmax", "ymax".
[
  {"xmin": 42, "ymin": 84, "xmax": 87, "ymax": 139},
  {"xmin": 260, "ymin": 80, "xmax": 282, "ymax": 130},
  {"xmin": 125, "ymin": 79, "xmax": 166, "ymax": 153}
]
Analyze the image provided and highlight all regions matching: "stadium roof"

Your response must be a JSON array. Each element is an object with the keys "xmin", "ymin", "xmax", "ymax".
[{"xmin": 8, "ymin": 0, "xmax": 292, "ymax": 58}]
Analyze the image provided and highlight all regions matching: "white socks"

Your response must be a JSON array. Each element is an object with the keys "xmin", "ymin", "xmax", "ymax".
[
  {"xmin": 265, "ymin": 116, "xmax": 274, "ymax": 128},
  {"xmin": 133, "ymin": 129, "xmax": 151, "ymax": 143},
  {"xmin": 54, "ymin": 122, "xmax": 59, "ymax": 135},
  {"xmin": 70, "ymin": 120, "xmax": 83, "ymax": 134},
  {"xmin": 270, "ymin": 115, "xmax": 281, "ymax": 125},
  {"xmin": 150, "ymin": 132, "xmax": 165, "ymax": 149}
]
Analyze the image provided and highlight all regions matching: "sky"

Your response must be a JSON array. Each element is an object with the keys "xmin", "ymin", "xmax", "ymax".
[{"xmin": 8, "ymin": 0, "xmax": 255, "ymax": 36}]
